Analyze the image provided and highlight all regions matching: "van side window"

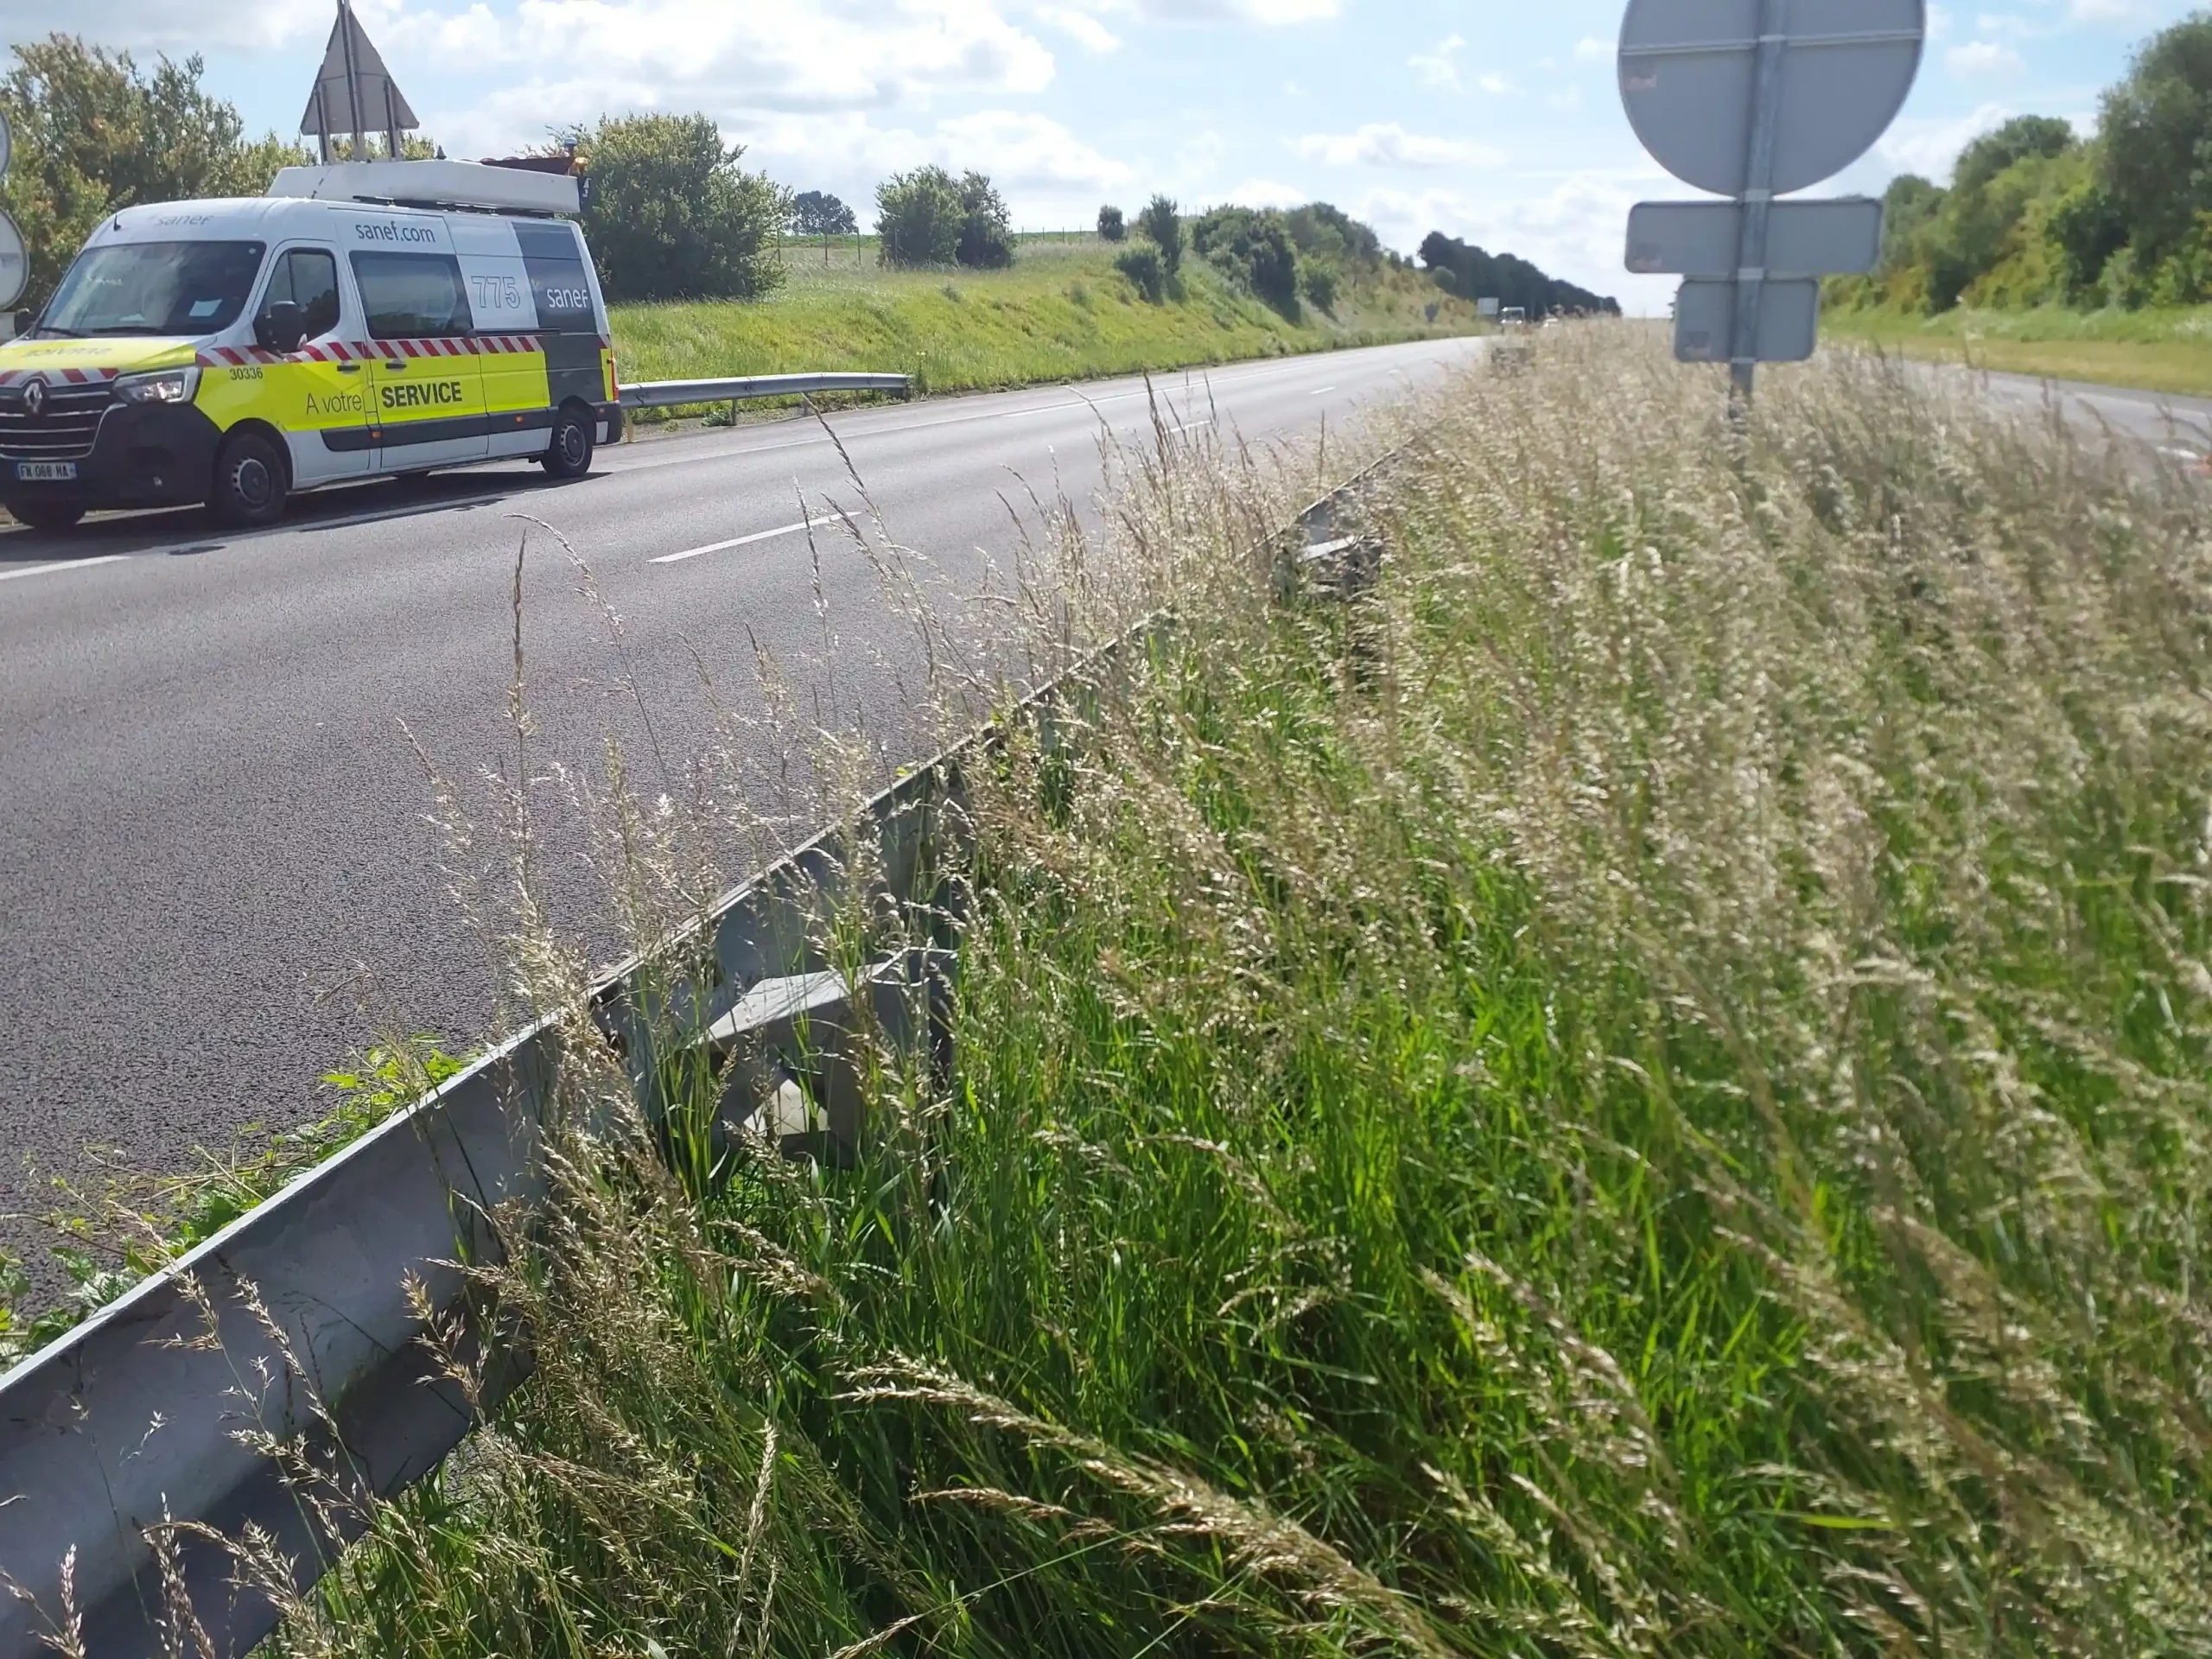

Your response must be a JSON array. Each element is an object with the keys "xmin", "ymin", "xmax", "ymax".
[
  {"xmin": 352, "ymin": 251, "xmax": 474, "ymax": 339},
  {"xmin": 513, "ymin": 222, "xmax": 595, "ymax": 334},
  {"xmin": 259, "ymin": 249, "xmax": 341, "ymax": 339}
]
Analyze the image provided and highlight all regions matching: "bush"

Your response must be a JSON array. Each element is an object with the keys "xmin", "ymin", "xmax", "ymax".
[
  {"xmin": 1136, "ymin": 194, "xmax": 1183, "ymax": 271},
  {"xmin": 877, "ymin": 167, "xmax": 1014, "ymax": 270},
  {"xmin": 956, "ymin": 171, "xmax": 1014, "ymax": 270},
  {"xmin": 1097, "ymin": 204, "xmax": 1126, "ymax": 243},
  {"xmin": 1113, "ymin": 243, "xmax": 1166, "ymax": 304},
  {"xmin": 1192, "ymin": 205, "xmax": 1301, "ymax": 315},
  {"xmin": 1300, "ymin": 259, "xmax": 1339, "ymax": 313},
  {"xmin": 2047, "ymin": 179, "xmax": 2133, "ymax": 298},
  {"xmin": 573, "ymin": 113, "xmax": 788, "ymax": 302},
  {"xmin": 876, "ymin": 166, "xmax": 964, "ymax": 267},
  {"xmin": 2151, "ymin": 210, "xmax": 2212, "ymax": 304},
  {"xmin": 1285, "ymin": 201, "xmax": 1382, "ymax": 268}
]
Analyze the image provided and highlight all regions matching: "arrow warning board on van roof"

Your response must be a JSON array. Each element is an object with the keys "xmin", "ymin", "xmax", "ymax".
[{"xmin": 300, "ymin": 0, "xmax": 419, "ymax": 163}]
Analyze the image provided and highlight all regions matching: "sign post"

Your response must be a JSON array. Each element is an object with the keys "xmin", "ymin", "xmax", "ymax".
[
  {"xmin": 0, "ymin": 106, "xmax": 25, "ymax": 337},
  {"xmin": 1618, "ymin": 0, "xmax": 1927, "ymax": 393}
]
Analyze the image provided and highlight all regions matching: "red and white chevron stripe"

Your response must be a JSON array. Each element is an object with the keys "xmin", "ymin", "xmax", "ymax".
[
  {"xmin": 194, "ymin": 336, "xmax": 543, "ymax": 369},
  {"xmin": 0, "ymin": 366, "xmax": 123, "ymax": 388}
]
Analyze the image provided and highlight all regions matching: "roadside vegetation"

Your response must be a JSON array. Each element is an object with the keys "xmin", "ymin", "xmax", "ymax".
[
  {"xmin": 1827, "ymin": 12, "xmax": 2212, "ymax": 392},
  {"xmin": 86, "ymin": 326, "xmax": 2208, "ymax": 1656},
  {"xmin": 612, "ymin": 232, "xmax": 1481, "ymax": 397}
]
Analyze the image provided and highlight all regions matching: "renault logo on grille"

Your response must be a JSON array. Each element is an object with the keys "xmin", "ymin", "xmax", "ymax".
[{"xmin": 21, "ymin": 377, "xmax": 46, "ymax": 419}]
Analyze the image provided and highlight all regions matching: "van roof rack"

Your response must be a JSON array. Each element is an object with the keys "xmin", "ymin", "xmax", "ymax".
[{"xmin": 267, "ymin": 159, "xmax": 579, "ymax": 217}]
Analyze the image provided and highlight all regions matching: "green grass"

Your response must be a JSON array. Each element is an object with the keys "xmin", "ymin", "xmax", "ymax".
[
  {"xmin": 89, "ymin": 329, "xmax": 2212, "ymax": 1656},
  {"xmin": 1825, "ymin": 300, "xmax": 2212, "ymax": 396},
  {"xmin": 612, "ymin": 234, "xmax": 1484, "ymax": 397}
]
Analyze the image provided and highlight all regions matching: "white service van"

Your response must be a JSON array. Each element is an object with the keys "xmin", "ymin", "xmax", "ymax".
[{"xmin": 0, "ymin": 159, "xmax": 621, "ymax": 530}]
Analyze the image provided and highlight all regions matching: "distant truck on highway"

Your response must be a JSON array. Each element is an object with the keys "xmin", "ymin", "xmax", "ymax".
[
  {"xmin": 1499, "ymin": 307, "xmax": 1529, "ymax": 328},
  {"xmin": 0, "ymin": 158, "xmax": 620, "ymax": 531}
]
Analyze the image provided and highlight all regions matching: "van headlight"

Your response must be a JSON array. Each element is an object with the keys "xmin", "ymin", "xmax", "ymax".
[{"xmin": 115, "ymin": 366, "xmax": 201, "ymax": 405}]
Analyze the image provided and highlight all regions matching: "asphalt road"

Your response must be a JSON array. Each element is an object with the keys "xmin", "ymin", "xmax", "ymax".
[
  {"xmin": 0, "ymin": 336, "xmax": 1482, "ymax": 1284},
  {"xmin": 1973, "ymin": 369, "xmax": 2212, "ymax": 467}
]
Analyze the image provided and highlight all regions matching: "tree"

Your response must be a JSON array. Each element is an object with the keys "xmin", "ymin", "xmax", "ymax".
[
  {"xmin": 1286, "ymin": 201, "xmax": 1382, "ymax": 268},
  {"xmin": 2046, "ymin": 178, "xmax": 2132, "ymax": 297},
  {"xmin": 877, "ymin": 167, "xmax": 964, "ymax": 267},
  {"xmin": 1952, "ymin": 115, "xmax": 2077, "ymax": 196},
  {"xmin": 1097, "ymin": 204, "xmax": 1127, "ymax": 243},
  {"xmin": 1, "ymin": 35, "xmax": 310, "ymax": 309},
  {"xmin": 956, "ymin": 171, "xmax": 1014, "ymax": 270},
  {"xmin": 877, "ymin": 167, "xmax": 1013, "ymax": 269},
  {"xmin": 1136, "ymin": 194, "xmax": 1183, "ymax": 272},
  {"xmin": 1417, "ymin": 231, "xmax": 1619, "ymax": 315},
  {"xmin": 568, "ymin": 113, "xmax": 788, "ymax": 302},
  {"xmin": 2097, "ymin": 15, "xmax": 2212, "ymax": 274},
  {"xmin": 790, "ymin": 190, "xmax": 858, "ymax": 237},
  {"xmin": 1191, "ymin": 205, "xmax": 1301, "ymax": 315}
]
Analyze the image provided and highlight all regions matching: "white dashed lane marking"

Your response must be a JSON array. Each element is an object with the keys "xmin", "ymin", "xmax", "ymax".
[
  {"xmin": 0, "ymin": 554, "xmax": 130, "ymax": 582},
  {"xmin": 651, "ymin": 518, "xmax": 836, "ymax": 566}
]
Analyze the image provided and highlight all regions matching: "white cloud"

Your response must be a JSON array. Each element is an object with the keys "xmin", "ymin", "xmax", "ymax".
[
  {"xmin": 1946, "ymin": 40, "xmax": 2025, "ymax": 75},
  {"xmin": 1294, "ymin": 123, "xmax": 1504, "ymax": 169},
  {"xmin": 1409, "ymin": 33, "xmax": 1465, "ymax": 92},
  {"xmin": 1096, "ymin": 0, "xmax": 1338, "ymax": 19},
  {"xmin": 2070, "ymin": 0, "xmax": 2141, "ymax": 18},
  {"xmin": 1876, "ymin": 100, "xmax": 2014, "ymax": 179},
  {"xmin": 1355, "ymin": 172, "xmax": 1659, "ymax": 313},
  {"xmin": 0, "ymin": 0, "xmax": 331, "ymax": 49},
  {"xmin": 1573, "ymin": 35, "xmax": 1611, "ymax": 60},
  {"xmin": 1215, "ymin": 176, "xmax": 1309, "ymax": 208},
  {"xmin": 1033, "ymin": 3, "xmax": 1120, "ymax": 52},
  {"xmin": 1475, "ymin": 72, "xmax": 1512, "ymax": 95}
]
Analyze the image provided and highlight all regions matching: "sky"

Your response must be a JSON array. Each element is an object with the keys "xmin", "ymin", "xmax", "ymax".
[{"xmin": 2, "ymin": 0, "xmax": 2202, "ymax": 313}]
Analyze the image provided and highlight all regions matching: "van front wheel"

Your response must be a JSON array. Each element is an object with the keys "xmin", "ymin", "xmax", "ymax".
[
  {"xmin": 542, "ymin": 406, "xmax": 594, "ymax": 480},
  {"xmin": 212, "ymin": 431, "xmax": 288, "ymax": 527},
  {"xmin": 7, "ymin": 499, "xmax": 86, "ymax": 531}
]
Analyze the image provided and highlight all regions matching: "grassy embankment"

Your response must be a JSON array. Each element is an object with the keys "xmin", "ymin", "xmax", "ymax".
[
  {"xmin": 612, "ymin": 232, "xmax": 1484, "ymax": 401},
  {"xmin": 79, "ymin": 331, "xmax": 2212, "ymax": 1656},
  {"xmin": 1825, "ymin": 300, "xmax": 2212, "ymax": 397}
]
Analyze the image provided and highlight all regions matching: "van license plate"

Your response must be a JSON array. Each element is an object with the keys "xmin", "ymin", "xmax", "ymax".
[{"xmin": 15, "ymin": 461, "xmax": 76, "ymax": 482}]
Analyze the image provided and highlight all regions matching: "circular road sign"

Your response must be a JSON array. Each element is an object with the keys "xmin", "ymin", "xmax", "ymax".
[
  {"xmin": 0, "ymin": 210, "xmax": 23, "ymax": 312},
  {"xmin": 1619, "ymin": 0, "xmax": 1927, "ymax": 198}
]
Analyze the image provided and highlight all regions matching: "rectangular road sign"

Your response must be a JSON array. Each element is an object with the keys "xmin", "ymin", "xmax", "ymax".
[
  {"xmin": 1628, "ymin": 197, "xmax": 1883, "ymax": 277},
  {"xmin": 1478, "ymin": 296, "xmax": 1501, "ymax": 319},
  {"xmin": 1674, "ymin": 276, "xmax": 1819, "ymax": 365}
]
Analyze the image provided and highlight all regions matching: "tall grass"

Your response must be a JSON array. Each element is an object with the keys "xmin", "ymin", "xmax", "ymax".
[{"xmin": 138, "ymin": 328, "xmax": 2212, "ymax": 1656}]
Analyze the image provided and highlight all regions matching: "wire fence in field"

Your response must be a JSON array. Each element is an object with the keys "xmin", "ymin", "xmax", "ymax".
[{"xmin": 771, "ymin": 229, "xmax": 1109, "ymax": 270}]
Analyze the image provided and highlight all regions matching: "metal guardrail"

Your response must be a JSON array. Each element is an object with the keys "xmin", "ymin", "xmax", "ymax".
[
  {"xmin": 619, "ymin": 372, "xmax": 910, "ymax": 410},
  {"xmin": 0, "ymin": 460, "xmax": 1395, "ymax": 1659}
]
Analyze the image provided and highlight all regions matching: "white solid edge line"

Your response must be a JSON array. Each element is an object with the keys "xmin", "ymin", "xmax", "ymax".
[
  {"xmin": 652, "ymin": 518, "xmax": 831, "ymax": 565},
  {"xmin": 0, "ymin": 554, "xmax": 130, "ymax": 582}
]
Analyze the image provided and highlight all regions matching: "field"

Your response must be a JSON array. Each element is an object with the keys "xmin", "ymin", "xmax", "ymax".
[
  {"xmin": 1824, "ymin": 301, "xmax": 2212, "ymax": 397},
  {"xmin": 27, "ymin": 329, "xmax": 2212, "ymax": 1655},
  {"xmin": 611, "ymin": 232, "xmax": 1484, "ymax": 397}
]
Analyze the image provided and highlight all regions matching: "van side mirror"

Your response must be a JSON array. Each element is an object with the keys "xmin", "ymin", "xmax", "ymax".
[{"xmin": 259, "ymin": 300, "xmax": 307, "ymax": 354}]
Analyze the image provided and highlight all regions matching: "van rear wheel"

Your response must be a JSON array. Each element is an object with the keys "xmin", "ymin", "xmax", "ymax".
[
  {"xmin": 542, "ymin": 405, "xmax": 594, "ymax": 480},
  {"xmin": 212, "ymin": 430, "xmax": 288, "ymax": 527}
]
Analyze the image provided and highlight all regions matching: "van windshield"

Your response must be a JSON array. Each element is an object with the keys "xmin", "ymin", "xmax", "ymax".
[{"xmin": 35, "ymin": 240, "xmax": 267, "ymax": 337}]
